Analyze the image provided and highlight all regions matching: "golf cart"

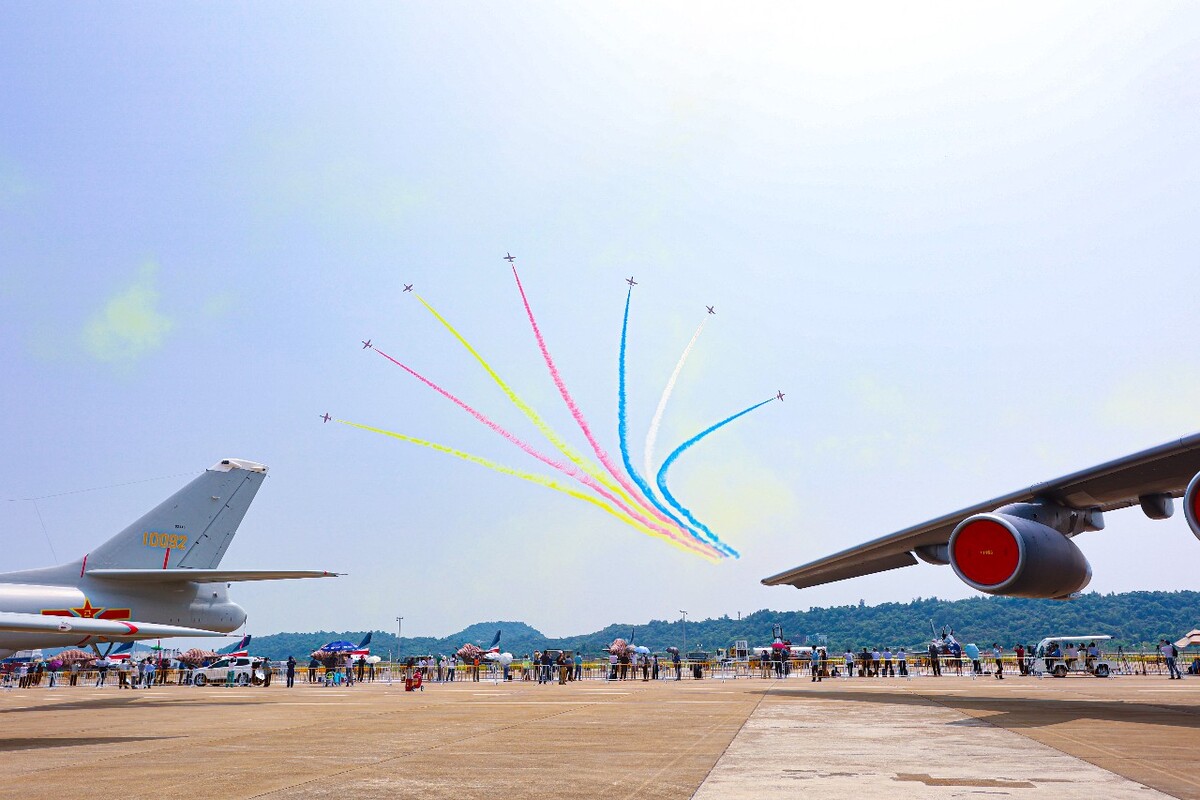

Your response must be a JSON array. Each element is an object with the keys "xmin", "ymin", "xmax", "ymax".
[{"xmin": 1032, "ymin": 635, "xmax": 1114, "ymax": 678}]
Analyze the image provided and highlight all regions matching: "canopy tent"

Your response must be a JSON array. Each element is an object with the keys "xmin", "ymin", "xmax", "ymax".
[{"xmin": 1175, "ymin": 629, "xmax": 1200, "ymax": 649}]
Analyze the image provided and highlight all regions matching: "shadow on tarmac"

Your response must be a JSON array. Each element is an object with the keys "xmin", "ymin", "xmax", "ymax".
[
  {"xmin": 0, "ymin": 693, "xmax": 274, "ymax": 715},
  {"xmin": 0, "ymin": 735, "xmax": 175, "ymax": 751},
  {"xmin": 759, "ymin": 688, "xmax": 1200, "ymax": 730}
]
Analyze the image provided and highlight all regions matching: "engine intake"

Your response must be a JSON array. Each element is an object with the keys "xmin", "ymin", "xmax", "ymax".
[
  {"xmin": 1185, "ymin": 472, "xmax": 1200, "ymax": 542},
  {"xmin": 949, "ymin": 513, "xmax": 1091, "ymax": 599}
]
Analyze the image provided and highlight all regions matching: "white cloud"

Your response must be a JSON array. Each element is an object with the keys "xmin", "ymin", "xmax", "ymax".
[{"xmin": 81, "ymin": 263, "xmax": 173, "ymax": 364}]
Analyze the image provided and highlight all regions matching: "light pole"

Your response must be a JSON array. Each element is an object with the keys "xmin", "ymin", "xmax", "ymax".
[
  {"xmin": 396, "ymin": 616, "xmax": 404, "ymax": 663},
  {"xmin": 679, "ymin": 610, "xmax": 688, "ymax": 655}
]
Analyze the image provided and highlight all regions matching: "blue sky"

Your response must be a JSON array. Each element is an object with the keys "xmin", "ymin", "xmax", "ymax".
[{"xmin": 2, "ymin": 3, "xmax": 1198, "ymax": 641}]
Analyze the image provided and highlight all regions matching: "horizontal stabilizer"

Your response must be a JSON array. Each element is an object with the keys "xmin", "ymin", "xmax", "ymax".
[
  {"xmin": 0, "ymin": 611, "xmax": 224, "ymax": 639},
  {"xmin": 86, "ymin": 569, "xmax": 342, "ymax": 583}
]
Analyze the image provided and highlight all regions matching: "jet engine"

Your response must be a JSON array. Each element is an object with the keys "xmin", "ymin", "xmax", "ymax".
[
  {"xmin": 948, "ymin": 513, "xmax": 1091, "ymax": 599},
  {"xmin": 1185, "ymin": 472, "xmax": 1200, "ymax": 542}
]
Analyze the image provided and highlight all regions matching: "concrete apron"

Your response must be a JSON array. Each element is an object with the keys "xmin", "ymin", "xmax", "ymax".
[{"xmin": 693, "ymin": 686, "xmax": 1169, "ymax": 798}]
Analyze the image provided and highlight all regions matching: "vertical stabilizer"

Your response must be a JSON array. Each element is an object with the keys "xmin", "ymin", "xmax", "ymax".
[{"xmin": 87, "ymin": 459, "xmax": 268, "ymax": 571}]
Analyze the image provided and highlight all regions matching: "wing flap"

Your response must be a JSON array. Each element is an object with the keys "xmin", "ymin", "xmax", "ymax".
[
  {"xmin": 86, "ymin": 569, "xmax": 341, "ymax": 583},
  {"xmin": 0, "ymin": 611, "xmax": 224, "ymax": 639}
]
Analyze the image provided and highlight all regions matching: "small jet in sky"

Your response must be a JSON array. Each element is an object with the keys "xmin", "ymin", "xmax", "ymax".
[
  {"xmin": 320, "ymin": 413, "xmax": 332, "ymax": 423},
  {"xmin": 504, "ymin": 252, "xmax": 516, "ymax": 263},
  {"xmin": 707, "ymin": 305, "xmax": 716, "ymax": 315},
  {"xmin": 626, "ymin": 276, "xmax": 638, "ymax": 287},
  {"xmin": 402, "ymin": 284, "xmax": 413, "ymax": 293},
  {"xmin": 361, "ymin": 339, "xmax": 373, "ymax": 350},
  {"xmin": 776, "ymin": 390, "xmax": 785, "ymax": 401}
]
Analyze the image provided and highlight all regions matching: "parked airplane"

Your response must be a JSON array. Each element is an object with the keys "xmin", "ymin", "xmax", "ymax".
[
  {"xmin": 0, "ymin": 459, "xmax": 339, "ymax": 659},
  {"xmin": 626, "ymin": 276, "xmax": 638, "ymax": 287},
  {"xmin": 707, "ymin": 305, "xmax": 716, "ymax": 315},
  {"xmin": 763, "ymin": 434, "xmax": 1200, "ymax": 600},
  {"xmin": 219, "ymin": 634, "xmax": 252, "ymax": 658},
  {"xmin": 483, "ymin": 630, "xmax": 513, "ymax": 665},
  {"xmin": 403, "ymin": 284, "xmax": 413, "ymax": 293}
]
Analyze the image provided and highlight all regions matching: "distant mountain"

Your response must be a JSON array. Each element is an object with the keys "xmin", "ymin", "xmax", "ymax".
[{"xmin": 250, "ymin": 590, "xmax": 1200, "ymax": 659}]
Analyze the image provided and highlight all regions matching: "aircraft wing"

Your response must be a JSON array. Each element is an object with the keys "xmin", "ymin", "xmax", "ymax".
[
  {"xmin": 86, "ymin": 569, "xmax": 341, "ymax": 583},
  {"xmin": 0, "ymin": 611, "xmax": 225, "ymax": 639},
  {"xmin": 763, "ymin": 432, "xmax": 1200, "ymax": 590}
]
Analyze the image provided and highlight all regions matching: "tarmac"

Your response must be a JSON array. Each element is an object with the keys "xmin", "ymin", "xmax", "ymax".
[{"xmin": 1, "ymin": 673, "xmax": 1197, "ymax": 799}]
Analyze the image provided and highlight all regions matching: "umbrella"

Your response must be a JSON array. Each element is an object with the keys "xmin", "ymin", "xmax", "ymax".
[
  {"xmin": 665, "ymin": 646, "xmax": 679, "ymax": 655},
  {"xmin": 633, "ymin": 645, "xmax": 650, "ymax": 655},
  {"xmin": 319, "ymin": 640, "xmax": 357, "ymax": 653},
  {"xmin": 1175, "ymin": 629, "xmax": 1200, "ymax": 649},
  {"xmin": 771, "ymin": 641, "xmax": 788, "ymax": 650}
]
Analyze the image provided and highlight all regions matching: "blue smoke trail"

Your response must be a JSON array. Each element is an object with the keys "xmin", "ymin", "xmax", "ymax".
[
  {"xmin": 616, "ymin": 288, "xmax": 713, "ymax": 549},
  {"xmin": 655, "ymin": 398, "xmax": 777, "ymax": 559}
]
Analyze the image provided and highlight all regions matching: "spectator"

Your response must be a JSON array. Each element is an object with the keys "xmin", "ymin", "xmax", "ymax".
[
  {"xmin": 673, "ymin": 649, "xmax": 682, "ymax": 681},
  {"xmin": 897, "ymin": 648, "xmax": 908, "ymax": 677},
  {"xmin": 964, "ymin": 642, "xmax": 982, "ymax": 675},
  {"xmin": 809, "ymin": 647, "xmax": 821, "ymax": 682},
  {"xmin": 992, "ymin": 643, "xmax": 1004, "ymax": 679},
  {"xmin": 843, "ymin": 649, "xmax": 855, "ymax": 677},
  {"xmin": 1161, "ymin": 639, "xmax": 1182, "ymax": 680},
  {"xmin": 882, "ymin": 648, "xmax": 894, "ymax": 677},
  {"xmin": 1014, "ymin": 643, "xmax": 1026, "ymax": 675},
  {"xmin": 928, "ymin": 641, "xmax": 941, "ymax": 677}
]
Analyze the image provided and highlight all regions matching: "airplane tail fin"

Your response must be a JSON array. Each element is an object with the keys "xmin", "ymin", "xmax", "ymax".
[
  {"xmin": 357, "ymin": 632, "xmax": 372, "ymax": 649},
  {"xmin": 220, "ymin": 634, "xmax": 252, "ymax": 654},
  {"xmin": 111, "ymin": 641, "xmax": 133, "ymax": 654},
  {"xmin": 487, "ymin": 630, "xmax": 501, "ymax": 650},
  {"xmin": 86, "ymin": 460, "xmax": 268, "ymax": 571}
]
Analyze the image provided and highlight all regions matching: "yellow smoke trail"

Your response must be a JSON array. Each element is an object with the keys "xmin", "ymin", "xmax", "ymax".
[
  {"xmin": 413, "ymin": 294, "xmax": 655, "ymax": 518},
  {"xmin": 339, "ymin": 420, "xmax": 720, "ymax": 561}
]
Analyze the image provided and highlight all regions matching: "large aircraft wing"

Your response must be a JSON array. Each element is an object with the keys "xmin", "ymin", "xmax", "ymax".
[
  {"xmin": 763, "ymin": 433, "xmax": 1200, "ymax": 591},
  {"xmin": 0, "ymin": 611, "xmax": 225, "ymax": 639},
  {"xmin": 86, "ymin": 569, "xmax": 341, "ymax": 583}
]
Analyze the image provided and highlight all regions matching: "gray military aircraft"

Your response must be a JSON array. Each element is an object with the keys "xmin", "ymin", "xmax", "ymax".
[
  {"xmin": 0, "ymin": 458, "xmax": 338, "ymax": 659},
  {"xmin": 763, "ymin": 434, "xmax": 1200, "ymax": 600}
]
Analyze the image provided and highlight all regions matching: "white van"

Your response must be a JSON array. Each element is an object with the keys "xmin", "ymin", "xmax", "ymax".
[{"xmin": 1031, "ymin": 635, "xmax": 1114, "ymax": 678}]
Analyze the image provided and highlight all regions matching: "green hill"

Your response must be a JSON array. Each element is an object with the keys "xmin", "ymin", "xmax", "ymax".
[
  {"xmin": 251, "ymin": 590, "xmax": 1200, "ymax": 660},
  {"xmin": 248, "ymin": 592, "xmax": 1195, "ymax": 662}
]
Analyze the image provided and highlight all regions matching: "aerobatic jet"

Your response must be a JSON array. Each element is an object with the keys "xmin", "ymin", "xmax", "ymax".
[
  {"xmin": 504, "ymin": 253, "xmax": 516, "ymax": 263},
  {"xmin": 626, "ymin": 276, "xmax": 638, "ymax": 287},
  {"xmin": 361, "ymin": 339, "xmax": 372, "ymax": 350},
  {"xmin": 320, "ymin": 413, "xmax": 332, "ymax": 423},
  {"xmin": 402, "ymin": 284, "xmax": 413, "ymax": 293},
  {"xmin": 776, "ymin": 391, "xmax": 785, "ymax": 401},
  {"xmin": 0, "ymin": 459, "xmax": 340, "ymax": 659},
  {"xmin": 763, "ymin": 434, "xmax": 1200, "ymax": 600},
  {"xmin": 707, "ymin": 306, "xmax": 716, "ymax": 315}
]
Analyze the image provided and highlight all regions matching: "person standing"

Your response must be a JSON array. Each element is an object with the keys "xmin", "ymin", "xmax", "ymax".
[
  {"xmin": 897, "ymin": 648, "xmax": 908, "ymax": 677},
  {"xmin": 1162, "ymin": 640, "xmax": 1183, "ymax": 679},
  {"xmin": 574, "ymin": 651, "xmax": 583, "ymax": 681},
  {"xmin": 843, "ymin": 649, "xmax": 855, "ymax": 678},
  {"xmin": 992, "ymin": 644, "xmax": 1004, "ymax": 679},
  {"xmin": 810, "ymin": 647, "xmax": 822, "ymax": 682},
  {"xmin": 95, "ymin": 657, "xmax": 109, "ymax": 687},
  {"xmin": 928, "ymin": 642, "xmax": 941, "ymax": 677},
  {"xmin": 285, "ymin": 656, "xmax": 296, "ymax": 688},
  {"xmin": 1014, "ymin": 643, "xmax": 1026, "ymax": 676},
  {"xmin": 881, "ymin": 648, "xmax": 894, "ymax": 678},
  {"xmin": 673, "ymin": 650, "xmax": 682, "ymax": 681},
  {"xmin": 964, "ymin": 642, "xmax": 981, "ymax": 675},
  {"xmin": 558, "ymin": 652, "xmax": 569, "ymax": 685}
]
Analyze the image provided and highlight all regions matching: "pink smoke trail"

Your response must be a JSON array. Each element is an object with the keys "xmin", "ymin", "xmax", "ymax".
[
  {"xmin": 509, "ymin": 266, "xmax": 680, "ymax": 530},
  {"xmin": 372, "ymin": 347, "xmax": 717, "ymax": 559}
]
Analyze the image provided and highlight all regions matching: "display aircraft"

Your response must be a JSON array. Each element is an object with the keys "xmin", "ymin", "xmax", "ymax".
[
  {"xmin": 626, "ymin": 276, "xmax": 637, "ymax": 287},
  {"xmin": 403, "ymin": 284, "xmax": 413, "ymax": 293},
  {"xmin": 504, "ymin": 252, "xmax": 516, "ymax": 263},
  {"xmin": 775, "ymin": 391, "xmax": 785, "ymax": 402},
  {"xmin": 219, "ymin": 634, "xmax": 252, "ymax": 658},
  {"xmin": 361, "ymin": 339, "xmax": 373, "ymax": 350},
  {"xmin": 0, "ymin": 459, "xmax": 340, "ymax": 659},
  {"xmin": 320, "ymin": 413, "xmax": 332, "ymax": 423},
  {"xmin": 707, "ymin": 305, "xmax": 716, "ymax": 315},
  {"xmin": 763, "ymin": 433, "xmax": 1200, "ymax": 600}
]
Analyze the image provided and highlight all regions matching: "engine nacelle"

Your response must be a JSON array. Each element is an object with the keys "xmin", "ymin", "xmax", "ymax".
[
  {"xmin": 1185, "ymin": 473, "xmax": 1200, "ymax": 542},
  {"xmin": 948, "ymin": 513, "xmax": 1091, "ymax": 599}
]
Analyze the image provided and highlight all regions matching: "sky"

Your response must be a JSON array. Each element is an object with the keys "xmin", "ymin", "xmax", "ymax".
[{"xmin": 1, "ymin": 2, "xmax": 1198, "ymax": 643}]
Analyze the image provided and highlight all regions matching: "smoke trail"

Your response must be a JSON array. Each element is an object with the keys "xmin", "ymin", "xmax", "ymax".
[
  {"xmin": 413, "ymin": 294, "xmax": 626, "ymax": 500},
  {"xmin": 370, "ymin": 346, "xmax": 717, "ymax": 558},
  {"xmin": 655, "ymin": 397, "xmax": 777, "ymax": 558},
  {"xmin": 510, "ymin": 267, "xmax": 685, "ymax": 529},
  {"xmin": 616, "ymin": 288, "xmax": 711, "ymax": 546},
  {"xmin": 339, "ymin": 419, "xmax": 719, "ymax": 559},
  {"xmin": 643, "ymin": 318, "xmax": 707, "ymax": 481}
]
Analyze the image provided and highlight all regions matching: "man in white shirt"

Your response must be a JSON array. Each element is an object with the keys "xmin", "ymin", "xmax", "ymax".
[
  {"xmin": 843, "ymin": 650, "xmax": 854, "ymax": 678},
  {"xmin": 897, "ymin": 648, "xmax": 908, "ymax": 677},
  {"xmin": 882, "ymin": 648, "xmax": 894, "ymax": 677}
]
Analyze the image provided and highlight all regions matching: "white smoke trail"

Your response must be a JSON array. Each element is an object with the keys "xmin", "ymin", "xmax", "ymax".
[{"xmin": 643, "ymin": 318, "xmax": 707, "ymax": 481}]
